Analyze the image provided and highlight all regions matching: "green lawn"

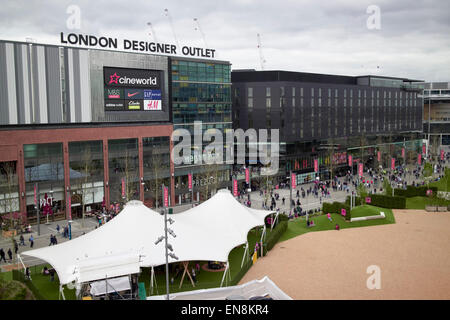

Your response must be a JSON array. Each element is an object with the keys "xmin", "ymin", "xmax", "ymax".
[
  {"xmin": 279, "ymin": 206, "xmax": 395, "ymax": 242},
  {"xmin": 351, "ymin": 205, "xmax": 385, "ymax": 218},
  {"xmin": 427, "ymin": 179, "xmax": 449, "ymax": 192}
]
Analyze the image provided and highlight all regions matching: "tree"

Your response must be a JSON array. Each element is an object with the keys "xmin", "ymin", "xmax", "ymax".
[
  {"xmin": 148, "ymin": 148, "xmax": 170, "ymax": 208},
  {"xmin": 0, "ymin": 161, "xmax": 20, "ymax": 233}
]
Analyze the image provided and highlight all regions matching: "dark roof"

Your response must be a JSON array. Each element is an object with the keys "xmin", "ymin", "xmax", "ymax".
[{"xmin": 231, "ymin": 70, "xmax": 422, "ymax": 85}]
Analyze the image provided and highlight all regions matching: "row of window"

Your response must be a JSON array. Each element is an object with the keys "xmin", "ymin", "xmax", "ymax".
[
  {"xmin": 245, "ymin": 86, "xmax": 420, "ymax": 100},
  {"xmin": 172, "ymin": 60, "xmax": 231, "ymax": 83},
  {"xmin": 172, "ymin": 82, "xmax": 232, "ymax": 103}
]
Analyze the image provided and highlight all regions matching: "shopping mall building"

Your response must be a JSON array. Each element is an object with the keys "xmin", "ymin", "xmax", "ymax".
[
  {"xmin": 232, "ymin": 70, "xmax": 425, "ymax": 186},
  {"xmin": 0, "ymin": 39, "xmax": 232, "ymax": 223}
]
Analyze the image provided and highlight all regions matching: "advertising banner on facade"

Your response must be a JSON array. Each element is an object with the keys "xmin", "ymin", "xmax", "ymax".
[
  {"xmin": 291, "ymin": 173, "xmax": 296, "ymax": 189},
  {"xmin": 418, "ymin": 153, "xmax": 422, "ymax": 165},
  {"xmin": 358, "ymin": 163, "xmax": 363, "ymax": 177},
  {"xmin": 348, "ymin": 155, "xmax": 352, "ymax": 167},
  {"xmin": 233, "ymin": 180, "xmax": 238, "ymax": 197},
  {"xmin": 103, "ymin": 67, "xmax": 163, "ymax": 112},
  {"xmin": 391, "ymin": 158, "xmax": 395, "ymax": 170},
  {"xmin": 188, "ymin": 173, "xmax": 192, "ymax": 191},
  {"xmin": 314, "ymin": 159, "xmax": 318, "ymax": 173}
]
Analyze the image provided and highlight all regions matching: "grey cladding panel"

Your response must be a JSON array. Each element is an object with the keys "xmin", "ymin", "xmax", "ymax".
[
  {"xmin": 0, "ymin": 43, "xmax": 9, "ymax": 124},
  {"xmin": 45, "ymin": 46, "xmax": 62, "ymax": 123}
]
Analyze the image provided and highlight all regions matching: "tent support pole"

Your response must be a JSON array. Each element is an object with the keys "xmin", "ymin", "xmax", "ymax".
[
  {"xmin": 150, "ymin": 267, "xmax": 154, "ymax": 295},
  {"xmin": 220, "ymin": 262, "xmax": 229, "ymax": 287},
  {"xmin": 271, "ymin": 211, "xmax": 279, "ymax": 231},
  {"xmin": 240, "ymin": 242, "xmax": 249, "ymax": 268},
  {"xmin": 179, "ymin": 261, "xmax": 195, "ymax": 288},
  {"xmin": 60, "ymin": 285, "xmax": 66, "ymax": 300}
]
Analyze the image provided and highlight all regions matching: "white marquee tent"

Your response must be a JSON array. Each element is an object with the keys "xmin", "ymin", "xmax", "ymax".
[
  {"xmin": 19, "ymin": 189, "xmax": 274, "ymax": 291},
  {"xmin": 147, "ymin": 276, "xmax": 293, "ymax": 300}
]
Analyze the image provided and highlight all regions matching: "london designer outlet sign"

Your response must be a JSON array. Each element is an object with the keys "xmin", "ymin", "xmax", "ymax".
[{"xmin": 60, "ymin": 32, "xmax": 216, "ymax": 58}]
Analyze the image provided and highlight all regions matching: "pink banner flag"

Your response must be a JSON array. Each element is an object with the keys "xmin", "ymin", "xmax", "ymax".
[
  {"xmin": 365, "ymin": 197, "xmax": 372, "ymax": 204},
  {"xmin": 348, "ymin": 155, "xmax": 352, "ymax": 167},
  {"xmin": 188, "ymin": 173, "xmax": 192, "ymax": 190},
  {"xmin": 377, "ymin": 151, "xmax": 381, "ymax": 162},
  {"xmin": 121, "ymin": 178, "xmax": 125, "ymax": 197},
  {"xmin": 245, "ymin": 167, "xmax": 250, "ymax": 183},
  {"xmin": 314, "ymin": 159, "xmax": 318, "ymax": 173},
  {"xmin": 441, "ymin": 150, "xmax": 444, "ymax": 161},
  {"xmin": 391, "ymin": 158, "xmax": 395, "ymax": 170},
  {"xmin": 358, "ymin": 163, "xmax": 363, "ymax": 177},
  {"xmin": 418, "ymin": 153, "xmax": 422, "ymax": 165},
  {"xmin": 34, "ymin": 184, "xmax": 37, "ymax": 205},
  {"xmin": 291, "ymin": 173, "xmax": 296, "ymax": 189},
  {"xmin": 422, "ymin": 144, "xmax": 426, "ymax": 154},
  {"xmin": 402, "ymin": 148, "xmax": 405, "ymax": 158},
  {"xmin": 341, "ymin": 208, "xmax": 346, "ymax": 216},
  {"xmin": 233, "ymin": 180, "xmax": 238, "ymax": 197},
  {"xmin": 164, "ymin": 187, "xmax": 169, "ymax": 207}
]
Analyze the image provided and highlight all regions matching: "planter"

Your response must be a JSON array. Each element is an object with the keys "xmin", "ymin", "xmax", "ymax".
[
  {"xmin": 2, "ymin": 230, "xmax": 17, "ymax": 238},
  {"xmin": 425, "ymin": 206, "xmax": 437, "ymax": 212},
  {"xmin": 437, "ymin": 206, "xmax": 448, "ymax": 212}
]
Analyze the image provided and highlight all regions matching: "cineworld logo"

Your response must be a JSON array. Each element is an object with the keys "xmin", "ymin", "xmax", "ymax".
[{"xmin": 108, "ymin": 72, "xmax": 157, "ymax": 86}]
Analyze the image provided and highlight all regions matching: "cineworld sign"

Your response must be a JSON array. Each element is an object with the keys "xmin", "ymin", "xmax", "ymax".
[
  {"xmin": 104, "ymin": 67, "xmax": 160, "ymax": 88},
  {"xmin": 61, "ymin": 32, "xmax": 216, "ymax": 58}
]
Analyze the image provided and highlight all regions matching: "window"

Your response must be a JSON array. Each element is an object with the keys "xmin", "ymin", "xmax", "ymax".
[
  {"xmin": 266, "ymin": 87, "xmax": 271, "ymax": 97},
  {"xmin": 248, "ymin": 87, "xmax": 253, "ymax": 98},
  {"xmin": 266, "ymin": 98, "xmax": 271, "ymax": 108}
]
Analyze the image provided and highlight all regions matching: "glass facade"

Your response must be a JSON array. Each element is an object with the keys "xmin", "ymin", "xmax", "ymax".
[
  {"xmin": 142, "ymin": 136, "xmax": 171, "ymax": 208},
  {"xmin": 108, "ymin": 139, "xmax": 139, "ymax": 204},
  {"xmin": 0, "ymin": 161, "xmax": 19, "ymax": 218},
  {"xmin": 172, "ymin": 58, "xmax": 233, "ymax": 202},
  {"xmin": 24, "ymin": 143, "xmax": 65, "ymax": 220},
  {"xmin": 69, "ymin": 141, "xmax": 104, "ymax": 217}
]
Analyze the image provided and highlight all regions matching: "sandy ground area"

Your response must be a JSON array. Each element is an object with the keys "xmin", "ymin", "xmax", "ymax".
[{"xmin": 239, "ymin": 210, "xmax": 450, "ymax": 299}]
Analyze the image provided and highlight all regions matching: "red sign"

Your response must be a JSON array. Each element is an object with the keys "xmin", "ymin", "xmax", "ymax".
[
  {"xmin": 418, "ymin": 153, "xmax": 422, "ymax": 165},
  {"xmin": 441, "ymin": 150, "xmax": 444, "ymax": 161},
  {"xmin": 291, "ymin": 173, "xmax": 296, "ymax": 189},
  {"xmin": 377, "ymin": 151, "xmax": 381, "ymax": 162},
  {"xmin": 164, "ymin": 187, "xmax": 169, "ymax": 207},
  {"xmin": 121, "ymin": 178, "xmax": 125, "ymax": 197},
  {"xmin": 233, "ymin": 180, "xmax": 238, "ymax": 196},
  {"xmin": 358, "ymin": 163, "xmax": 363, "ymax": 177},
  {"xmin": 188, "ymin": 173, "xmax": 193, "ymax": 190},
  {"xmin": 365, "ymin": 197, "xmax": 372, "ymax": 204},
  {"xmin": 422, "ymin": 144, "xmax": 426, "ymax": 154},
  {"xmin": 391, "ymin": 158, "xmax": 395, "ymax": 170},
  {"xmin": 314, "ymin": 159, "xmax": 318, "ymax": 173},
  {"xmin": 348, "ymin": 155, "xmax": 352, "ymax": 167},
  {"xmin": 245, "ymin": 168, "xmax": 250, "ymax": 183},
  {"xmin": 402, "ymin": 148, "xmax": 405, "ymax": 158}
]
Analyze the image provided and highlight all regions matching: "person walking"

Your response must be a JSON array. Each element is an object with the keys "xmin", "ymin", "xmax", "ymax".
[
  {"xmin": 49, "ymin": 234, "xmax": 54, "ymax": 246},
  {"xmin": 29, "ymin": 235, "xmax": 34, "ymax": 248},
  {"xmin": 0, "ymin": 249, "xmax": 6, "ymax": 263},
  {"xmin": 19, "ymin": 234, "xmax": 25, "ymax": 246},
  {"xmin": 56, "ymin": 224, "xmax": 60, "ymax": 234},
  {"xmin": 7, "ymin": 248, "xmax": 12, "ymax": 261},
  {"xmin": 14, "ymin": 240, "xmax": 18, "ymax": 255}
]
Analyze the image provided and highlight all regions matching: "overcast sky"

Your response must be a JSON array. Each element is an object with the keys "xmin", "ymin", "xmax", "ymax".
[{"xmin": 1, "ymin": 0, "xmax": 449, "ymax": 82}]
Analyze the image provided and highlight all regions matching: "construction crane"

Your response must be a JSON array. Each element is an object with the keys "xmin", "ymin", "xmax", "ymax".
[
  {"xmin": 146, "ymin": 22, "xmax": 158, "ymax": 43},
  {"xmin": 193, "ymin": 18, "xmax": 208, "ymax": 48},
  {"xmin": 257, "ymin": 33, "xmax": 266, "ymax": 71},
  {"xmin": 164, "ymin": 8, "xmax": 180, "ymax": 50}
]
